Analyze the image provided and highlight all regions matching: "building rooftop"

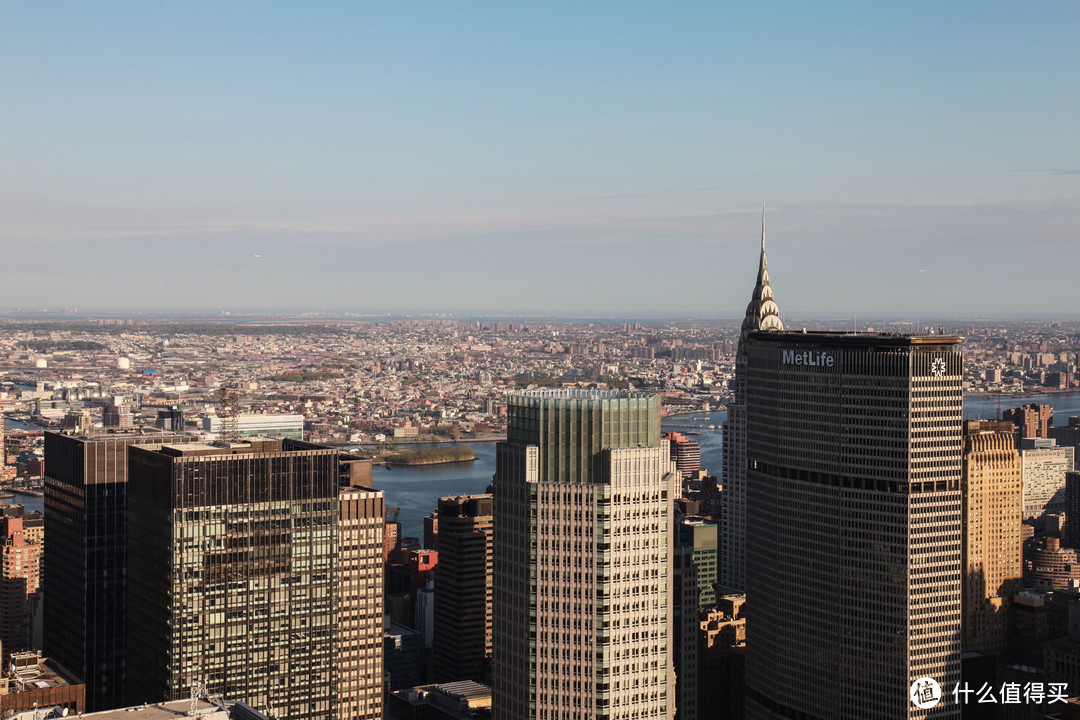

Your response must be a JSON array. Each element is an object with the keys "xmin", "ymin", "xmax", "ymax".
[
  {"xmin": 750, "ymin": 330, "xmax": 962, "ymax": 346},
  {"xmin": 4, "ymin": 652, "xmax": 81, "ymax": 694},
  {"xmin": 72, "ymin": 699, "xmax": 268, "ymax": 720},
  {"xmin": 434, "ymin": 680, "xmax": 492, "ymax": 707}
]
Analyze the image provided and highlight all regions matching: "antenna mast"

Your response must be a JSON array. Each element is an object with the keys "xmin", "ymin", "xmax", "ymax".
[{"xmin": 218, "ymin": 387, "xmax": 241, "ymax": 443}]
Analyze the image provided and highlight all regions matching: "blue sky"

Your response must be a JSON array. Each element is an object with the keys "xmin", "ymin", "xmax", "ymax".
[{"xmin": 1, "ymin": 1, "xmax": 1077, "ymax": 316}]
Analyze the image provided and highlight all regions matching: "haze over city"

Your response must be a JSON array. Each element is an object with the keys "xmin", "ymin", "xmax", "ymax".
[{"xmin": 2, "ymin": 1, "xmax": 1077, "ymax": 317}]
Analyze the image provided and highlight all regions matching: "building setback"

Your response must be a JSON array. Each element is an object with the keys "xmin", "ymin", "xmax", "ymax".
[
  {"xmin": 493, "ymin": 389, "xmax": 677, "ymax": 720},
  {"xmin": 744, "ymin": 332, "xmax": 963, "ymax": 720},
  {"xmin": 43, "ymin": 430, "xmax": 195, "ymax": 712},
  {"xmin": 125, "ymin": 439, "xmax": 341, "ymax": 720}
]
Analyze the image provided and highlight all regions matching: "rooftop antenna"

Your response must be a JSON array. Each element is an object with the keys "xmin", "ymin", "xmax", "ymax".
[
  {"xmin": 761, "ymin": 196, "xmax": 766, "ymax": 254},
  {"xmin": 191, "ymin": 681, "xmax": 207, "ymax": 714},
  {"xmin": 218, "ymin": 387, "xmax": 241, "ymax": 443}
]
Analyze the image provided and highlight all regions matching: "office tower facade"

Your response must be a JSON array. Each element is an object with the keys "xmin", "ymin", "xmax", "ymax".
[
  {"xmin": 155, "ymin": 405, "xmax": 185, "ymax": 432},
  {"xmin": 678, "ymin": 518, "xmax": 718, "ymax": 608},
  {"xmin": 664, "ymin": 432, "xmax": 701, "ymax": 480},
  {"xmin": 1019, "ymin": 438, "xmax": 1075, "ymax": 521},
  {"xmin": 672, "ymin": 517, "xmax": 718, "ymax": 720},
  {"xmin": 1050, "ymin": 416, "xmax": 1080, "ymax": 460},
  {"xmin": 0, "ymin": 517, "xmax": 41, "ymax": 658},
  {"xmin": 338, "ymin": 485, "xmax": 386, "ymax": 720},
  {"xmin": 1066, "ymin": 472, "xmax": 1080, "ymax": 549},
  {"xmin": 722, "ymin": 211, "xmax": 783, "ymax": 591},
  {"xmin": 493, "ymin": 390, "xmax": 677, "ymax": 720},
  {"xmin": 961, "ymin": 421, "xmax": 1022, "ymax": 657},
  {"xmin": 279, "ymin": 439, "xmax": 384, "ymax": 720},
  {"xmin": 385, "ymin": 621, "xmax": 422, "ymax": 691},
  {"xmin": 698, "ymin": 595, "xmax": 746, "ymax": 720},
  {"xmin": 744, "ymin": 332, "xmax": 964, "ymax": 720},
  {"xmin": 672, "ymin": 542, "xmax": 699, "ymax": 720},
  {"xmin": 430, "ymin": 494, "xmax": 494, "ymax": 684},
  {"xmin": 125, "ymin": 439, "xmax": 340, "ymax": 720},
  {"xmin": 102, "ymin": 397, "xmax": 134, "ymax": 430},
  {"xmin": 43, "ymin": 430, "xmax": 194, "ymax": 711},
  {"xmin": 1003, "ymin": 403, "xmax": 1053, "ymax": 439}
]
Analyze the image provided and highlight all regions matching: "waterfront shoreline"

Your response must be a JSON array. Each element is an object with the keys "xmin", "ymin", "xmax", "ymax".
[{"xmin": 382, "ymin": 457, "xmax": 478, "ymax": 467}]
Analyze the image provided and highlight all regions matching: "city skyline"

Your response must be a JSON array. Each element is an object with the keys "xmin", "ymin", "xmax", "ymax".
[{"xmin": 1, "ymin": 2, "xmax": 1078, "ymax": 316}]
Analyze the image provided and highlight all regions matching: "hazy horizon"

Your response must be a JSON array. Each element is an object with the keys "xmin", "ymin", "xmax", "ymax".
[{"xmin": 2, "ymin": 2, "xmax": 1077, "ymax": 316}]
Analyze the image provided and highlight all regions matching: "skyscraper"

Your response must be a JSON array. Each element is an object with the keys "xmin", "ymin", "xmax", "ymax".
[
  {"xmin": 961, "ymin": 420, "xmax": 1022, "ymax": 657},
  {"xmin": 722, "ymin": 207, "xmax": 783, "ymax": 591},
  {"xmin": 1003, "ymin": 403, "xmax": 1053, "ymax": 439},
  {"xmin": 671, "ymin": 516, "xmax": 717, "ymax": 720},
  {"xmin": 44, "ymin": 429, "xmax": 195, "ymax": 711},
  {"xmin": 664, "ymin": 432, "xmax": 701, "ymax": 480},
  {"xmin": 1019, "ymin": 438, "xmax": 1074, "ymax": 521},
  {"xmin": 493, "ymin": 389, "xmax": 677, "ymax": 720},
  {"xmin": 337, "ymin": 482, "xmax": 386, "ymax": 720},
  {"xmin": 430, "ymin": 494, "xmax": 494, "ymax": 684},
  {"xmin": 744, "ymin": 332, "xmax": 964, "ymax": 720},
  {"xmin": 0, "ymin": 516, "xmax": 42, "ymax": 658},
  {"xmin": 125, "ymin": 439, "xmax": 343, "ymax": 720}
]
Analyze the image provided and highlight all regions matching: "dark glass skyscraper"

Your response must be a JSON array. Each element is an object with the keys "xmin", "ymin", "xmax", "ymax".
[
  {"xmin": 743, "ymin": 332, "xmax": 964, "ymax": 720},
  {"xmin": 125, "ymin": 439, "xmax": 341, "ymax": 720},
  {"xmin": 43, "ymin": 430, "xmax": 194, "ymax": 711},
  {"xmin": 430, "ymin": 493, "xmax": 494, "ymax": 684}
]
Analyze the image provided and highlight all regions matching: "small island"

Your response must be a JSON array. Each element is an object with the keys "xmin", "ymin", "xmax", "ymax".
[{"xmin": 380, "ymin": 446, "xmax": 476, "ymax": 466}]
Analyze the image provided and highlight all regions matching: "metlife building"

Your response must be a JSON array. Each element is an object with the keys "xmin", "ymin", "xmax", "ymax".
[{"xmin": 742, "ymin": 332, "xmax": 964, "ymax": 720}]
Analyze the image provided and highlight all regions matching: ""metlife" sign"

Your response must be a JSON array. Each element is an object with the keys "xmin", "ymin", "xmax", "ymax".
[{"xmin": 782, "ymin": 349, "xmax": 836, "ymax": 368}]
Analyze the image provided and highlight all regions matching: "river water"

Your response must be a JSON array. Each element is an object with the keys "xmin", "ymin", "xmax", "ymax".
[
  {"xmin": 6, "ymin": 392, "xmax": 1077, "ymax": 535},
  {"xmin": 382, "ymin": 392, "xmax": 1080, "ymax": 540}
]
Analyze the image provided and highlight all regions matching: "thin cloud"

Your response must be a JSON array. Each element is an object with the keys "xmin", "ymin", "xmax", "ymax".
[
  {"xmin": 1015, "ymin": 167, "xmax": 1080, "ymax": 176},
  {"xmin": 581, "ymin": 186, "xmax": 718, "ymax": 200}
]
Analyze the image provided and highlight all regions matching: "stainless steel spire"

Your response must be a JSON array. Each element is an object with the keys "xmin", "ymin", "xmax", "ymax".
[
  {"xmin": 740, "ymin": 202, "xmax": 783, "ymax": 339},
  {"xmin": 723, "ymin": 202, "xmax": 784, "ymax": 592}
]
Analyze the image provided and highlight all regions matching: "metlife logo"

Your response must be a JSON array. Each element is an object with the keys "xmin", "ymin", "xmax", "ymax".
[{"xmin": 781, "ymin": 349, "xmax": 836, "ymax": 368}]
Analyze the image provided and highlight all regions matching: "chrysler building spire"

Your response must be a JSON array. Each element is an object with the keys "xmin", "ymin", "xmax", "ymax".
[{"xmin": 741, "ymin": 201, "xmax": 783, "ymax": 339}]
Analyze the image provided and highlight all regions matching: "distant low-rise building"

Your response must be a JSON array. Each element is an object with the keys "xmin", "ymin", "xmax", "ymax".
[{"xmin": 201, "ymin": 413, "xmax": 304, "ymax": 439}]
